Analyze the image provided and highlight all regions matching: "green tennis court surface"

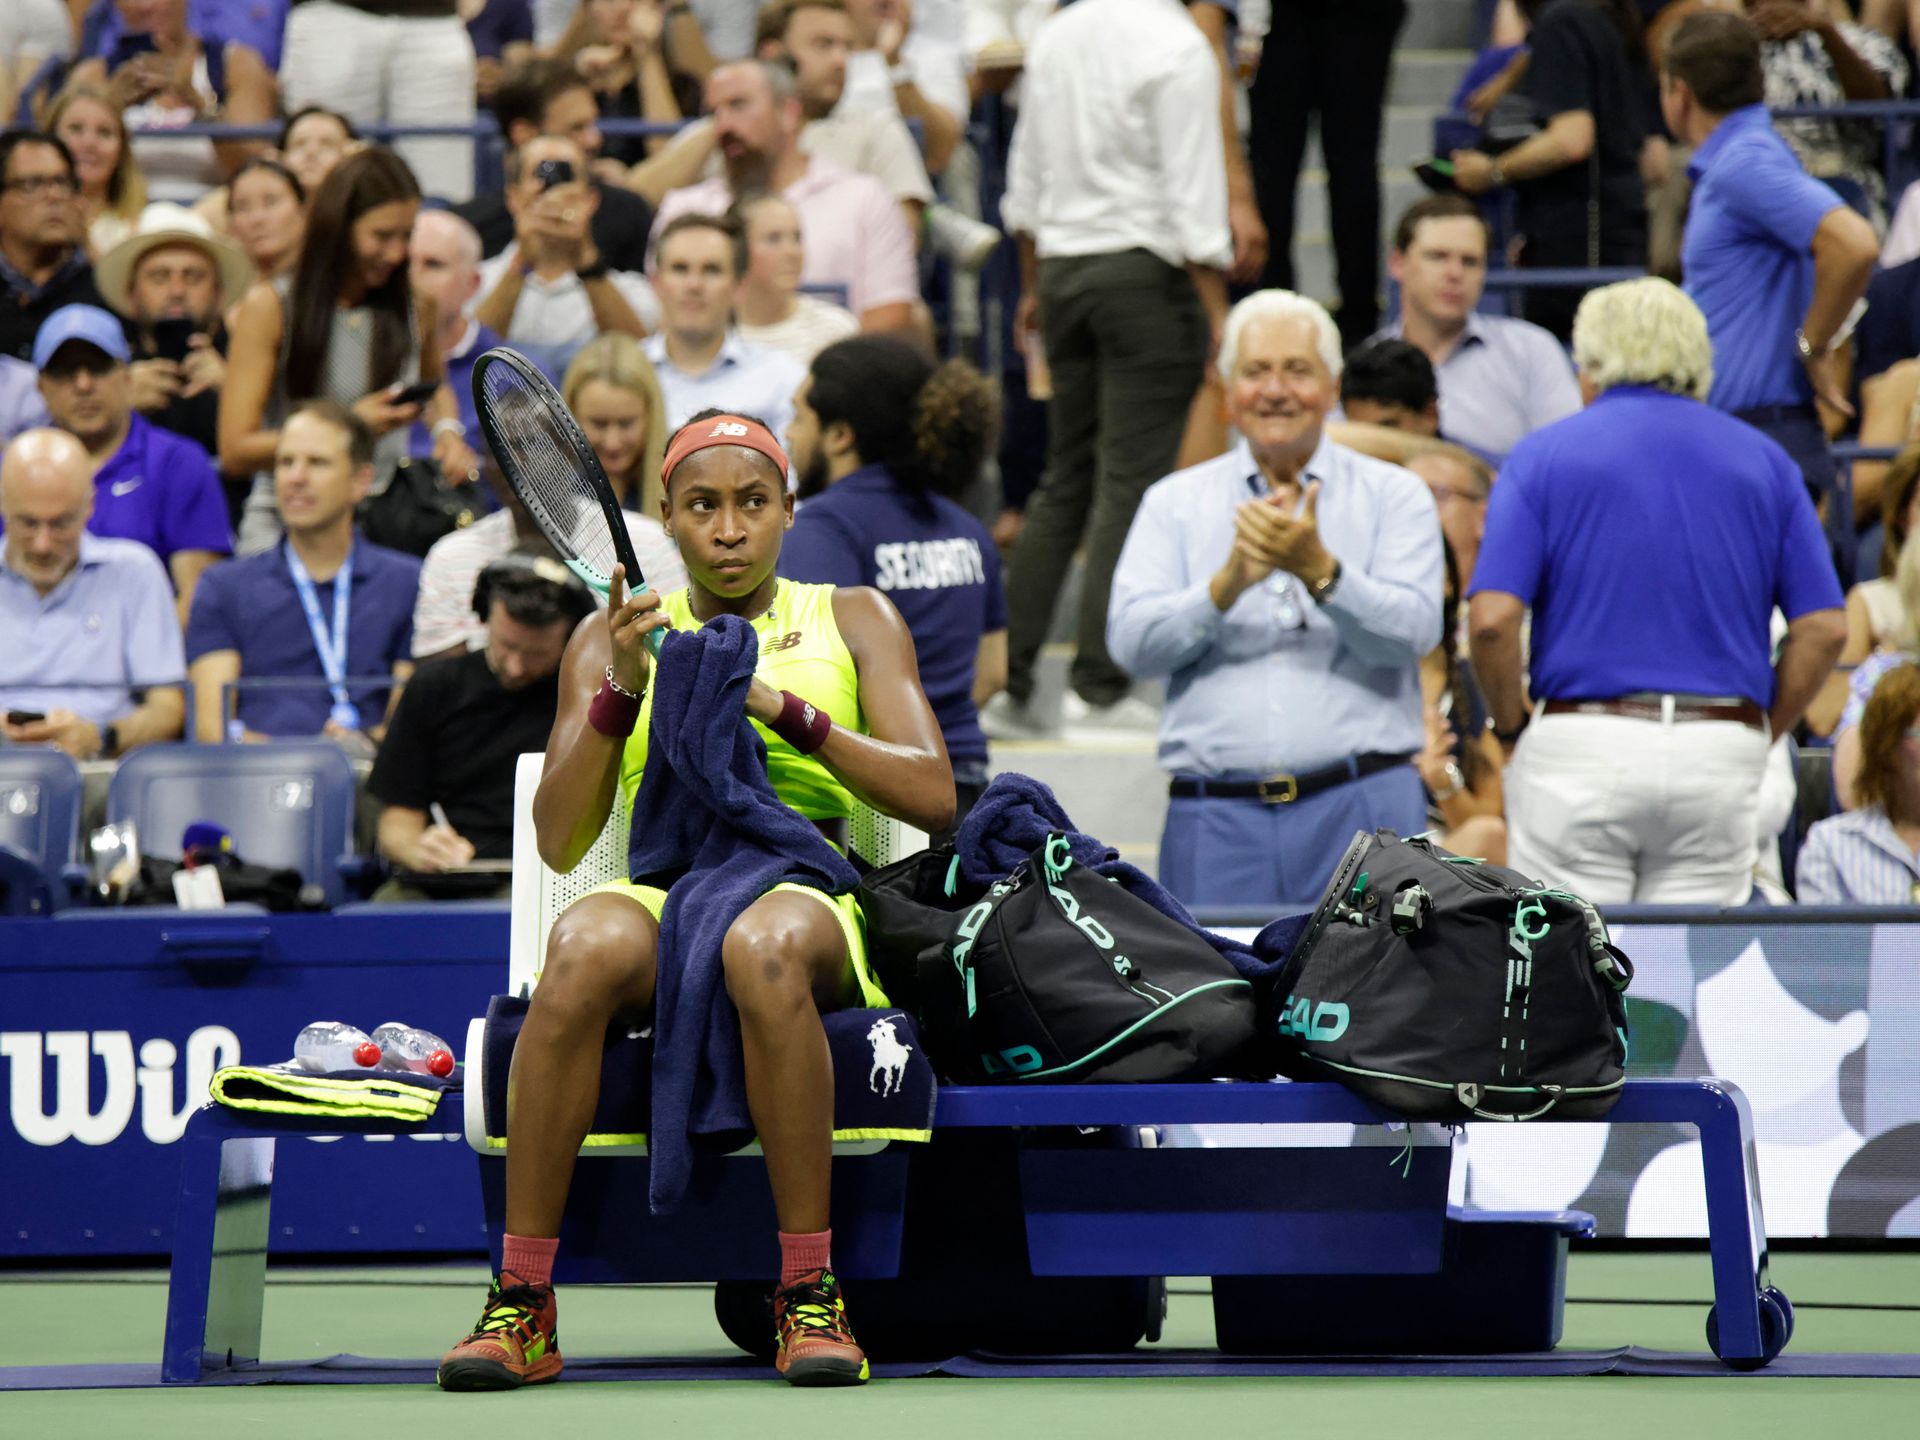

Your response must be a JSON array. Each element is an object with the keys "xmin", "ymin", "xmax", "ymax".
[{"xmin": 5, "ymin": 1250, "xmax": 1914, "ymax": 1438}]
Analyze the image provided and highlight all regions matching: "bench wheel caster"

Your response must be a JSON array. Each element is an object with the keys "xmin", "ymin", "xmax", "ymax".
[
  {"xmin": 1144, "ymin": 1276, "xmax": 1167, "ymax": 1344},
  {"xmin": 1706, "ymin": 1286, "xmax": 1793, "ymax": 1370},
  {"xmin": 715, "ymin": 1279, "xmax": 777, "ymax": 1360}
]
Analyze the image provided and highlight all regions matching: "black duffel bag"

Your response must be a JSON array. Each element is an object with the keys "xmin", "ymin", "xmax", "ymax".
[
  {"xmin": 917, "ymin": 832, "xmax": 1258, "ymax": 1083},
  {"xmin": 1267, "ymin": 830, "xmax": 1633, "ymax": 1122},
  {"xmin": 856, "ymin": 843, "xmax": 983, "ymax": 1016}
]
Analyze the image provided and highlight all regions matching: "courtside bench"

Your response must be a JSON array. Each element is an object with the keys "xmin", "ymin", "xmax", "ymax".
[{"xmin": 158, "ymin": 759, "xmax": 1792, "ymax": 1379}]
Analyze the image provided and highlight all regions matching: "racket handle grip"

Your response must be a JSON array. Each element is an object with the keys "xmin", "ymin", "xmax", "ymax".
[{"xmin": 644, "ymin": 627, "xmax": 664, "ymax": 659}]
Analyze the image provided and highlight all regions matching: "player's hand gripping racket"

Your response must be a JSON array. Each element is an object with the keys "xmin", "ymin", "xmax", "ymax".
[{"xmin": 472, "ymin": 346, "xmax": 662, "ymax": 655}]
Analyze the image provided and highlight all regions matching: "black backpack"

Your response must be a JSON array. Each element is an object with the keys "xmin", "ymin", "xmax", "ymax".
[
  {"xmin": 1268, "ymin": 830, "xmax": 1633, "ymax": 1121},
  {"xmin": 917, "ymin": 833, "xmax": 1258, "ymax": 1083}
]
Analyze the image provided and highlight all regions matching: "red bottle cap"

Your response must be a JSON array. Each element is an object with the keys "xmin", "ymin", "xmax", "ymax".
[
  {"xmin": 353, "ymin": 1041, "xmax": 381, "ymax": 1067},
  {"xmin": 427, "ymin": 1049, "xmax": 455, "ymax": 1078}
]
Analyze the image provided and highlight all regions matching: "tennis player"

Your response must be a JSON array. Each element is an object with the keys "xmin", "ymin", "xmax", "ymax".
[{"xmin": 437, "ymin": 409, "xmax": 954, "ymax": 1391}]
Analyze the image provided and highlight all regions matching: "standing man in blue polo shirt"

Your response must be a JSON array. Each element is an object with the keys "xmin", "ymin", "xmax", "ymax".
[
  {"xmin": 1663, "ymin": 8, "xmax": 1879, "ymax": 585},
  {"xmin": 780, "ymin": 335, "xmax": 1005, "ymax": 831},
  {"xmin": 31, "ymin": 305, "xmax": 231, "ymax": 626},
  {"xmin": 1469, "ymin": 278, "xmax": 1846, "ymax": 905},
  {"xmin": 186, "ymin": 401, "xmax": 420, "ymax": 747}
]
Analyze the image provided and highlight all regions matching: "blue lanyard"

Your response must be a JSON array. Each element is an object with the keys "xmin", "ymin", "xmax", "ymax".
[{"xmin": 285, "ymin": 542, "xmax": 359, "ymax": 730}]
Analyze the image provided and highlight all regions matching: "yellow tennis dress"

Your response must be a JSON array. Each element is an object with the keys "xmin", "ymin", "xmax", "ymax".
[{"xmin": 593, "ymin": 579, "xmax": 885, "ymax": 1004}]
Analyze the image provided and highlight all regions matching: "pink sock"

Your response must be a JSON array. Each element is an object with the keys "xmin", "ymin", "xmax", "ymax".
[
  {"xmin": 779, "ymin": 1229, "xmax": 832, "ymax": 1287},
  {"xmin": 501, "ymin": 1233, "xmax": 559, "ymax": 1288}
]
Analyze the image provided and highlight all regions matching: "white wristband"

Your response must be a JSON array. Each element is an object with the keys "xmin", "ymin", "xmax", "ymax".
[{"xmin": 431, "ymin": 417, "xmax": 466, "ymax": 440}]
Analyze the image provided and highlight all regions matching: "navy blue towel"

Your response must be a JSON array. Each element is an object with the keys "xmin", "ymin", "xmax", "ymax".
[
  {"xmin": 627, "ymin": 613, "xmax": 861, "ymax": 1214},
  {"xmin": 951, "ymin": 772, "xmax": 1303, "ymax": 979}
]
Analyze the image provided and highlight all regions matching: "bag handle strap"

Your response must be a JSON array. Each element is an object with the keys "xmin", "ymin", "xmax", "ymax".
[{"xmin": 1456, "ymin": 1082, "xmax": 1565, "ymax": 1123}]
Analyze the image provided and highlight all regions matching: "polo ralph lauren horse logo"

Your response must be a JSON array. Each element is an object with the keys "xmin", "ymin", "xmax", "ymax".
[{"xmin": 867, "ymin": 1016, "xmax": 912, "ymax": 1097}]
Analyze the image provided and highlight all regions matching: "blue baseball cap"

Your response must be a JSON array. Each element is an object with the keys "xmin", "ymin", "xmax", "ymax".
[{"xmin": 32, "ymin": 304, "xmax": 132, "ymax": 371}]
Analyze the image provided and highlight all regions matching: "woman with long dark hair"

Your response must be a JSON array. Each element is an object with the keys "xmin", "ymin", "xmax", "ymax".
[
  {"xmin": 220, "ymin": 145, "xmax": 477, "ymax": 552},
  {"xmin": 780, "ymin": 335, "xmax": 1004, "ymax": 828}
]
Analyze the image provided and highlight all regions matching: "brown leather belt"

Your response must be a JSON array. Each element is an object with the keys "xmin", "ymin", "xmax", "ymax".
[{"xmin": 1541, "ymin": 696, "xmax": 1766, "ymax": 730}]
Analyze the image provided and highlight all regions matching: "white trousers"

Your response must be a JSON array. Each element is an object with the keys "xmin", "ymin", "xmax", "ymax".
[
  {"xmin": 1504, "ymin": 709, "xmax": 1772, "ymax": 905},
  {"xmin": 281, "ymin": 4, "xmax": 476, "ymax": 202}
]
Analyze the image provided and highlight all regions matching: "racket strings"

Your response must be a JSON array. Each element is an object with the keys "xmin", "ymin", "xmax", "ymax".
[{"xmin": 479, "ymin": 364, "xmax": 621, "ymax": 583}]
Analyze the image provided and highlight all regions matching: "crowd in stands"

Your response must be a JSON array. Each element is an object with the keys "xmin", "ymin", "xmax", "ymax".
[{"xmin": 10, "ymin": 0, "xmax": 1920, "ymax": 915}]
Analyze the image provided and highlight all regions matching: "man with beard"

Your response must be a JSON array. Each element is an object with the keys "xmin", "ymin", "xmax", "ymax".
[
  {"xmin": 651, "ymin": 60, "xmax": 918, "ymax": 334},
  {"xmin": 756, "ymin": 0, "xmax": 933, "ymax": 219},
  {"xmin": 780, "ymin": 335, "xmax": 1005, "ymax": 829},
  {"xmin": 644, "ymin": 214, "xmax": 805, "ymax": 442},
  {"xmin": 1108, "ymin": 289, "xmax": 1444, "ymax": 912},
  {"xmin": 95, "ymin": 204, "xmax": 254, "ymax": 462}
]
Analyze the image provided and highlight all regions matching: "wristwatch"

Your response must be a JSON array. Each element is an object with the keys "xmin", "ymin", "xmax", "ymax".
[
  {"xmin": 1492, "ymin": 716, "xmax": 1530, "ymax": 745},
  {"xmin": 99, "ymin": 722, "xmax": 120, "ymax": 759},
  {"xmin": 575, "ymin": 260, "xmax": 610, "ymax": 282},
  {"xmin": 1308, "ymin": 559, "xmax": 1343, "ymax": 604},
  {"xmin": 1795, "ymin": 327, "xmax": 1827, "ymax": 361},
  {"xmin": 1488, "ymin": 160, "xmax": 1507, "ymax": 188},
  {"xmin": 1432, "ymin": 761, "xmax": 1467, "ymax": 802}
]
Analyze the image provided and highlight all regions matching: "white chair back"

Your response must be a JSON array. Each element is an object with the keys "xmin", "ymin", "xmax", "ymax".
[{"xmin": 506, "ymin": 752, "xmax": 927, "ymax": 996}]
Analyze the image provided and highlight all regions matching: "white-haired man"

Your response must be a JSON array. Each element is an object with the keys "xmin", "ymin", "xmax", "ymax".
[
  {"xmin": 1469, "ymin": 278, "xmax": 1846, "ymax": 905},
  {"xmin": 1108, "ymin": 290, "xmax": 1445, "ymax": 912}
]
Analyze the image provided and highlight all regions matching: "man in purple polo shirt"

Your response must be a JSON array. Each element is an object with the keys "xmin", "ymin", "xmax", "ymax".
[
  {"xmin": 186, "ymin": 402, "xmax": 420, "ymax": 746},
  {"xmin": 30, "ymin": 305, "xmax": 230, "ymax": 627}
]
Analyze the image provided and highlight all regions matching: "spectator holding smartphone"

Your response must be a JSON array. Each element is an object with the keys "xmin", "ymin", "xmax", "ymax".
[
  {"xmin": 68, "ymin": 0, "xmax": 280, "ymax": 205},
  {"xmin": 96, "ymin": 202, "xmax": 253, "ymax": 461},
  {"xmin": 0, "ymin": 428, "xmax": 187, "ymax": 760},
  {"xmin": 220, "ymin": 147, "xmax": 479, "ymax": 555},
  {"xmin": 474, "ymin": 134, "xmax": 659, "ymax": 354}
]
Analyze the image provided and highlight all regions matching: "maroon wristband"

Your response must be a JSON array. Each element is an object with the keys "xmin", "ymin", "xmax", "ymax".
[
  {"xmin": 588, "ymin": 676, "xmax": 642, "ymax": 737},
  {"xmin": 769, "ymin": 688, "xmax": 832, "ymax": 754}
]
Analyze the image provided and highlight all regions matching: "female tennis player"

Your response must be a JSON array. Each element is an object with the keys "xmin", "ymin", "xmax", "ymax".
[{"xmin": 437, "ymin": 409, "xmax": 954, "ymax": 1392}]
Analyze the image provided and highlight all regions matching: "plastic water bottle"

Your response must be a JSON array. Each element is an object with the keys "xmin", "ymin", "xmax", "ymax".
[
  {"xmin": 294, "ymin": 1021, "xmax": 381, "ymax": 1073},
  {"xmin": 370, "ymin": 1022, "xmax": 456, "ymax": 1078}
]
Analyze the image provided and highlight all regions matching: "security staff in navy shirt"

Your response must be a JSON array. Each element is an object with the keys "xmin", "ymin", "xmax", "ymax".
[{"xmin": 780, "ymin": 336, "xmax": 1006, "ymax": 831}]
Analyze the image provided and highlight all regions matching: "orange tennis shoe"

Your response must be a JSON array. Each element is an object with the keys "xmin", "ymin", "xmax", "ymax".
[
  {"xmin": 437, "ymin": 1275, "xmax": 562, "ymax": 1391},
  {"xmin": 772, "ymin": 1268, "xmax": 870, "ymax": 1386}
]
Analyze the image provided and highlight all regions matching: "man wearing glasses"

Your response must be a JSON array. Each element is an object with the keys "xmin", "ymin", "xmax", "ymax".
[
  {"xmin": 0, "ymin": 132, "xmax": 107, "ymax": 365},
  {"xmin": 1108, "ymin": 289, "xmax": 1445, "ymax": 912}
]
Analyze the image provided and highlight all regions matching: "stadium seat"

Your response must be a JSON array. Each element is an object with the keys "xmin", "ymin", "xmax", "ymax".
[
  {"xmin": 105, "ymin": 743, "xmax": 363, "ymax": 907},
  {"xmin": 0, "ymin": 748, "xmax": 86, "ymax": 914}
]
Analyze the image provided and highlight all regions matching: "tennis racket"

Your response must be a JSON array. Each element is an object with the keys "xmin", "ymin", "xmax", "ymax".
[{"xmin": 471, "ymin": 346, "xmax": 662, "ymax": 655}]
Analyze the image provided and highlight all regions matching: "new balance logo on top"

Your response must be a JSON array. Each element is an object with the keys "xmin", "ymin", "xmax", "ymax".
[
  {"xmin": 762, "ymin": 630, "xmax": 803, "ymax": 653},
  {"xmin": 709, "ymin": 421, "xmax": 750, "ymax": 437}
]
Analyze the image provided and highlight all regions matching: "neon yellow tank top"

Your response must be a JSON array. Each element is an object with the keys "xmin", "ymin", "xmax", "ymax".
[{"xmin": 618, "ymin": 579, "xmax": 866, "ymax": 821}]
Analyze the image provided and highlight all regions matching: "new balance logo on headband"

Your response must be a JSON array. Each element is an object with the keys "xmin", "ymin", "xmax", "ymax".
[{"xmin": 709, "ymin": 421, "xmax": 750, "ymax": 437}]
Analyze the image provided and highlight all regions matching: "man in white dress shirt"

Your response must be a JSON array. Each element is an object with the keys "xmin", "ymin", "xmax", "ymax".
[
  {"xmin": 474, "ymin": 136, "xmax": 660, "ymax": 356},
  {"xmin": 987, "ymin": 0, "xmax": 1234, "ymax": 734},
  {"xmin": 1109, "ymin": 290, "xmax": 1444, "ymax": 911},
  {"xmin": 642, "ymin": 214, "xmax": 805, "ymax": 443}
]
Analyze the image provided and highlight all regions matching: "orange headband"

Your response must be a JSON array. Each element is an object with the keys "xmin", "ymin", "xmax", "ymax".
[{"xmin": 660, "ymin": 414, "xmax": 790, "ymax": 488}]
